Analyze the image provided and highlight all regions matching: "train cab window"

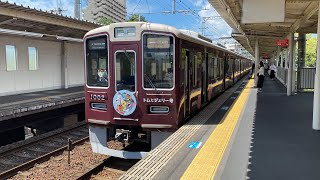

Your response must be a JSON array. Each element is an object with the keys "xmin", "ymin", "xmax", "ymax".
[
  {"xmin": 86, "ymin": 36, "xmax": 108, "ymax": 87},
  {"xmin": 115, "ymin": 51, "xmax": 136, "ymax": 92},
  {"xmin": 143, "ymin": 34, "xmax": 174, "ymax": 89}
]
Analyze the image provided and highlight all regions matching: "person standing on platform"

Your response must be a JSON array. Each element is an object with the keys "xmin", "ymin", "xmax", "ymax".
[
  {"xmin": 252, "ymin": 62, "xmax": 255, "ymax": 73},
  {"xmin": 250, "ymin": 62, "xmax": 255, "ymax": 78},
  {"xmin": 269, "ymin": 63, "xmax": 277, "ymax": 80},
  {"xmin": 257, "ymin": 61, "xmax": 265, "ymax": 92}
]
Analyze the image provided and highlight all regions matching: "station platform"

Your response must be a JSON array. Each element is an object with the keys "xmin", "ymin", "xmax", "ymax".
[
  {"xmin": 121, "ymin": 76, "xmax": 320, "ymax": 180},
  {"xmin": 0, "ymin": 86, "xmax": 84, "ymax": 131}
]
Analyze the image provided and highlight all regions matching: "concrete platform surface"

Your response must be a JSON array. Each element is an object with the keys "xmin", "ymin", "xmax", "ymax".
[
  {"xmin": 0, "ymin": 86, "xmax": 83, "ymax": 105},
  {"xmin": 121, "ymin": 74, "xmax": 320, "ymax": 180},
  {"xmin": 247, "ymin": 76, "xmax": 320, "ymax": 180}
]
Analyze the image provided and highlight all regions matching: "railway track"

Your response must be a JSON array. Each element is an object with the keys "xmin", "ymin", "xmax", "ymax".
[
  {"xmin": 76, "ymin": 156, "xmax": 138, "ymax": 180},
  {"xmin": 0, "ymin": 121, "xmax": 89, "ymax": 179}
]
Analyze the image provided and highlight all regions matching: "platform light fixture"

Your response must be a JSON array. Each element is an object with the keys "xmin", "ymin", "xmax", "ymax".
[{"xmin": 0, "ymin": 28, "xmax": 44, "ymax": 38}]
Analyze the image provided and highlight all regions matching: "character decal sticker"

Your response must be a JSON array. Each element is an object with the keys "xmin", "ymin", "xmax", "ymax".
[{"xmin": 113, "ymin": 90, "xmax": 137, "ymax": 116}]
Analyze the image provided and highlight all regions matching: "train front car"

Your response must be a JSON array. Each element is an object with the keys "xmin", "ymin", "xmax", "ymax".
[{"xmin": 84, "ymin": 22, "xmax": 177, "ymax": 159}]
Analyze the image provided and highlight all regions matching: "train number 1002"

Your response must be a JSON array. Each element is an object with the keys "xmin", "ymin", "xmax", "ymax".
[{"xmin": 90, "ymin": 94, "xmax": 105, "ymax": 101}]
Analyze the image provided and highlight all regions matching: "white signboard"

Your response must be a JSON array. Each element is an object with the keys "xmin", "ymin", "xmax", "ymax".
[{"xmin": 242, "ymin": 0, "xmax": 285, "ymax": 23}]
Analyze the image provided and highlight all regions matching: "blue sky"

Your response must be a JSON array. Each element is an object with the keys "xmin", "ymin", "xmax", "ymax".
[{"xmin": 7, "ymin": 0, "xmax": 233, "ymax": 42}]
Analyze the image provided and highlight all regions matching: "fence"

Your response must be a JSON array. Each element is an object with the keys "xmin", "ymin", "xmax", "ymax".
[
  {"xmin": 297, "ymin": 67, "xmax": 316, "ymax": 91},
  {"xmin": 276, "ymin": 67, "xmax": 316, "ymax": 92}
]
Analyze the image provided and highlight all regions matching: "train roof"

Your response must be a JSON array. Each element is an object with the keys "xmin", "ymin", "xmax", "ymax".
[{"xmin": 84, "ymin": 22, "xmax": 251, "ymax": 60}]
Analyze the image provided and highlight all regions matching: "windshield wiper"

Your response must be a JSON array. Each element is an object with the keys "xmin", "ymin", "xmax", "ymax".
[{"xmin": 144, "ymin": 74, "xmax": 158, "ymax": 92}]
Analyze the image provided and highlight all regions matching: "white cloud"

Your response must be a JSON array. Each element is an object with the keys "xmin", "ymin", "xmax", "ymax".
[{"xmin": 194, "ymin": 0, "xmax": 204, "ymax": 7}]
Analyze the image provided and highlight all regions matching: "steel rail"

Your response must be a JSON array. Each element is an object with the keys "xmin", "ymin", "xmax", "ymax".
[{"xmin": 0, "ymin": 123, "xmax": 88, "ymax": 179}]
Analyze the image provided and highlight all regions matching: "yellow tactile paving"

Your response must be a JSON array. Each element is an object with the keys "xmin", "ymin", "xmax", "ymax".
[{"xmin": 181, "ymin": 79, "xmax": 254, "ymax": 180}]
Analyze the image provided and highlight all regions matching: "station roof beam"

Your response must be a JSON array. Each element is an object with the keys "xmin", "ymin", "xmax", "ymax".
[
  {"xmin": 0, "ymin": 1, "xmax": 99, "ymax": 39},
  {"xmin": 209, "ymin": 0, "xmax": 320, "ymax": 58}
]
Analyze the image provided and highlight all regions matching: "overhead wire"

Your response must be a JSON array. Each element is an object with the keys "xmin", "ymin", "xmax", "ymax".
[
  {"xmin": 145, "ymin": 0, "xmax": 150, "ymax": 13},
  {"xmin": 175, "ymin": 0, "xmax": 221, "ymax": 37},
  {"xmin": 130, "ymin": 0, "xmax": 249, "ymax": 56},
  {"xmin": 179, "ymin": 0, "xmax": 238, "ymax": 41},
  {"xmin": 161, "ymin": 0, "xmax": 198, "ymax": 29},
  {"xmin": 130, "ymin": 0, "xmax": 142, "ymax": 15},
  {"xmin": 179, "ymin": 1, "xmax": 247, "ymax": 52}
]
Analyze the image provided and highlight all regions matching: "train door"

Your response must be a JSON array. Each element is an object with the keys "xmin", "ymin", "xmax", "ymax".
[
  {"xmin": 185, "ymin": 50, "xmax": 190, "ymax": 116},
  {"xmin": 223, "ymin": 56, "xmax": 227, "ymax": 90},
  {"xmin": 111, "ymin": 44, "xmax": 140, "ymax": 120},
  {"xmin": 233, "ymin": 59, "xmax": 235, "ymax": 84},
  {"xmin": 201, "ymin": 52, "xmax": 208, "ymax": 104},
  {"xmin": 240, "ymin": 60, "xmax": 242, "ymax": 77}
]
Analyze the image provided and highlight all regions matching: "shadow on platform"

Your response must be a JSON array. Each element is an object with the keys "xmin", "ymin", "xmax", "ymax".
[{"xmin": 248, "ymin": 76, "xmax": 320, "ymax": 180}]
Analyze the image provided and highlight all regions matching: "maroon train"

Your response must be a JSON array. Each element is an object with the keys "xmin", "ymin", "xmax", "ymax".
[{"xmin": 84, "ymin": 22, "xmax": 252, "ymax": 159}]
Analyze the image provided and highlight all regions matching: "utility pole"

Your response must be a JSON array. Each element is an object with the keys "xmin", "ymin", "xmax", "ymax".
[
  {"xmin": 172, "ymin": 0, "xmax": 176, "ymax": 14},
  {"xmin": 51, "ymin": 0, "xmax": 67, "ymax": 15},
  {"xmin": 74, "ymin": 0, "xmax": 81, "ymax": 19},
  {"xmin": 201, "ymin": 16, "xmax": 221, "ymax": 35}
]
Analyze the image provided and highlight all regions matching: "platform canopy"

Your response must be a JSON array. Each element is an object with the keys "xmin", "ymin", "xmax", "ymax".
[
  {"xmin": 0, "ymin": 1, "xmax": 99, "ymax": 39},
  {"xmin": 209, "ymin": 0, "xmax": 319, "ymax": 57}
]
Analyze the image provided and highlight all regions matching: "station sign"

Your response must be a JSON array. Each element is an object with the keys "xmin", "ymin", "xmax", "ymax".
[
  {"xmin": 276, "ymin": 39, "xmax": 289, "ymax": 47},
  {"xmin": 262, "ymin": 54, "xmax": 270, "ymax": 59}
]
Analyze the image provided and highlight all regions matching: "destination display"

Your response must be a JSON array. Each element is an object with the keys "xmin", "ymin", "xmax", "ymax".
[
  {"xmin": 115, "ymin": 27, "xmax": 136, "ymax": 38},
  {"xmin": 147, "ymin": 37, "xmax": 170, "ymax": 49},
  {"xmin": 88, "ymin": 38, "xmax": 106, "ymax": 50}
]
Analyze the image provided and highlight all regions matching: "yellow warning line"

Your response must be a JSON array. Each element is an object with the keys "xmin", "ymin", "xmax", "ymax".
[{"xmin": 181, "ymin": 79, "xmax": 254, "ymax": 180}]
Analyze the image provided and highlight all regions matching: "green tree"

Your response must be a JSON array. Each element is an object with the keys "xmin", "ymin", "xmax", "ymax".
[
  {"xmin": 295, "ymin": 34, "xmax": 316, "ymax": 67},
  {"xmin": 127, "ymin": 14, "xmax": 147, "ymax": 22},
  {"xmin": 305, "ymin": 34, "xmax": 316, "ymax": 67},
  {"xmin": 97, "ymin": 17, "xmax": 113, "ymax": 26}
]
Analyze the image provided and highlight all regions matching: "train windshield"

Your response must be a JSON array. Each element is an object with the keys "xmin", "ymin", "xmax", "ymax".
[
  {"xmin": 143, "ymin": 34, "xmax": 174, "ymax": 89},
  {"xmin": 115, "ymin": 51, "xmax": 136, "ymax": 92},
  {"xmin": 86, "ymin": 36, "xmax": 108, "ymax": 87}
]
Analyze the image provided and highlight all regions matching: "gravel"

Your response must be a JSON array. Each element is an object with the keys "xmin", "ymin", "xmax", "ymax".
[
  {"xmin": 9, "ymin": 141, "xmax": 127, "ymax": 180},
  {"xmin": 91, "ymin": 168, "xmax": 124, "ymax": 180},
  {"xmin": 9, "ymin": 143, "xmax": 106, "ymax": 180}
]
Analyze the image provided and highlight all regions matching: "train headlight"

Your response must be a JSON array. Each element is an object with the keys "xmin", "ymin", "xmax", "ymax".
[
  {"xmin": 91, "ymin": 103, "xmax": 107, "ymax": 111},
  {"xmin": 149, "ymin": 106, "xmax": 169, "ymax": 114}
]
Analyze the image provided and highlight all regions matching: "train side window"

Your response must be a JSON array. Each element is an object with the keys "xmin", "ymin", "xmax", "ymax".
[
  {"xmin": 213, "ymin": 56, "xmax": 218, "ymax": 80},
  {"xmin": 219, "ymin": 58, "xmax": 224, "ymax": 77},
  {"xmin": 5, "ymin": 45, "xmax": 17, "ymax": 71},
  {"xmin": 143, "ymin": 34, "xmax": 174, "ymax": 90}
]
